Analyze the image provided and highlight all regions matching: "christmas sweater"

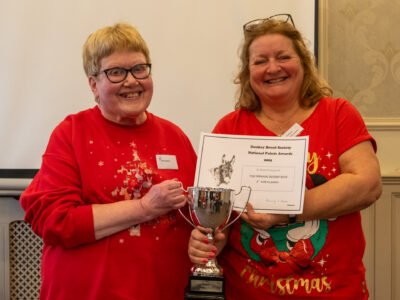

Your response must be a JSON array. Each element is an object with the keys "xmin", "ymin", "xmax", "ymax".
[
  {"xmin": 20, "ymin": 106, "xmax": 197, "ymax": 300},
  {"xmin": 213, "ymin": 98, "xmax": 375, "ymax": 299}
]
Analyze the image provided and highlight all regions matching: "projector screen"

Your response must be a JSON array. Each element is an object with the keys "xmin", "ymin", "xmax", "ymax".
[{"xmin": 0, "ymin": 0, "xmax": 317, "ymax": 180}]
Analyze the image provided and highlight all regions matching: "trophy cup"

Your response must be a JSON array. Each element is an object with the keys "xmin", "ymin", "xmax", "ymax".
[{"xmin": 180, "ymin": 186, "xmax": 251, "ymax": 300}]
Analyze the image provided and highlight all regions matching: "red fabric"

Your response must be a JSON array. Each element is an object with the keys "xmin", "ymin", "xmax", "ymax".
[
  {"xmin": 20, "ymin": 106, "xmax": 197, "ymax": 300},
  {"xmin": 213, "ymin": 98, "xmax": 373, "ymax": 299}
]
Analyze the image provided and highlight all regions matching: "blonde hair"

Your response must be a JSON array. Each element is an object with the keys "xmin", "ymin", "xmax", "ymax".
[
  {"xmin": 82, "ymin": 22, "xmax": 150, "ymax": 76},
  {"xmin": 235, "ymin": 19, "xmax": 332, "ymax": 111}
]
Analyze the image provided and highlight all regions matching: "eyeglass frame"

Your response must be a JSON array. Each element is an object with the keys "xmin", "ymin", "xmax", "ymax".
[
  {"xmin": 243, "ymin": 14, "xmax": 295, "ymax": 32},
  {"xmin": 96, "ymin": 63, "xmax": 152, "ymax": 83}
]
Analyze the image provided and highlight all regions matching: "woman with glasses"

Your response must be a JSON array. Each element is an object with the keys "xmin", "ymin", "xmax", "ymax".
[
  {"xmin": 20, "ymin": 23, "xmax": 197, "ymax": 300},
  {"xmin": 188, "ymin": 14, "xmax": 381, "ymax": 299}
]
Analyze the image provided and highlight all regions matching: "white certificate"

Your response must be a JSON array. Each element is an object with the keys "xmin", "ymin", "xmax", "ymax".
[{"xmin": 194, "ymin": 132, "xmax": 309, "ymax": 214}]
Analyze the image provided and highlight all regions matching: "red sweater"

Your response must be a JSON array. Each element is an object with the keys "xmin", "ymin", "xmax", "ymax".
[
  {"xmin": 20, "ymin": 106, "xmax": 197, "ymax": 300},
  {"xmin": 213, "ymin": 98, "xmax": 375, "ymax": 299}
]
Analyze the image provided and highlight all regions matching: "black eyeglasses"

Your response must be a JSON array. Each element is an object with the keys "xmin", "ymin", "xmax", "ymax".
[
  {"xmin": 243, "ymin": 14, "xmax": 295, "ymax": 32},
  {"xmin": 98, "ymin": 63, "xmax": 152, "ymax": 83}
]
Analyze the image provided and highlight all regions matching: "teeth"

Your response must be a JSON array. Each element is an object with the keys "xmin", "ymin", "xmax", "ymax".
[
  {"xmin": 266, "ymin": 78, "xmax": 285, "ymax": 84},
  {"xmin": 122, "ymin": 92, "xmax": 140, "ymax": 98}
]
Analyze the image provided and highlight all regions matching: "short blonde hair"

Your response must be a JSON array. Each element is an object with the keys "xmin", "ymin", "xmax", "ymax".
[{"xmin": 82, "ymin": 22, "xmax": 151, "ymax": 76}]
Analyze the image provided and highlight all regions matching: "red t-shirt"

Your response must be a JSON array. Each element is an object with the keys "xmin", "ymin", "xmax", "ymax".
[
  {"xmin": 20, "ymin": 106, "xmax": 197, "ymax": 300},
  {"xmin": 213, "ymin": 98, "xmax": 375, "ymax": 299}
]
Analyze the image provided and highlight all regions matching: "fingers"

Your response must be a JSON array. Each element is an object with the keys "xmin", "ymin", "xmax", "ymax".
[
  {"xmin": 166, "ymin": 179, "xmax": 183, "ymax": 191},
  {"xmin": 240, "ymin": 203, "xmax": 254, "ymax": 223},
  {"xmin": 241, "ymin": 203, "xmax": 272, "ymax": 230},
  {"xmin": 142, "ymin": 181, "xmax": 185, "ymax": 213},
  {"xmin": 157, "ymin": 180, "xmax": 185, "ymax": 199},
  {"xmin": 246, "ymin": 202, "xmax": 255, "ymax": 213},
  {"xmin": 244, "ymin": 203, "xmax": 289, "ymax": 229},
  {"xmin": 240, "ymin": 211, "xmax": 249, "ymax": 223},
  {"xmin": 197, "ymin": 226, "xmax": 213, "ymax": 234},
  {"xmin": 188, "ymin": 228, "xmax": 217, "ymax": 264},
  {"xmin": 162, "ymin": 180, "xmax": 189, "ymax": 209},
  {"xmin": 171, "ymin": 195, "xmax": 187, "ymax": 209},
  {"xmin": 213, "ymin": 229, "xmax": 227, "ymax": 243}
]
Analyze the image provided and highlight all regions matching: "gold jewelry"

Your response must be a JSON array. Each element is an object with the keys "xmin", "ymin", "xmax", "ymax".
[{"xmin": 259, "ymin": 106, "xmax": 302, "ymax": 136}]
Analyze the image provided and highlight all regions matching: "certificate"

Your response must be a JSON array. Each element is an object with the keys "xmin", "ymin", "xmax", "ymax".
[{"xmin": 194, "ymin": 132, "xmax": 309, "ymax": 214}]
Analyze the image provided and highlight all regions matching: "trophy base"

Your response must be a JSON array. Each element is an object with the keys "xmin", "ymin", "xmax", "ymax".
[
  {"xmin": 184, "ymin": 275, "xmax": 225, "ymax": 300},
  {"xmin": 184, "ymin": 292, "xmax": 225, "ymax": 300}
]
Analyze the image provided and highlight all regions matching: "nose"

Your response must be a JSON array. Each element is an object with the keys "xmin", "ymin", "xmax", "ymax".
[
  {"xmin": 123, "ymin": 71, "xmax": 140, "ymax": 85},
  {"xmin": 266, "ymin": 59, "xmax": 281, "ymax": 73}
]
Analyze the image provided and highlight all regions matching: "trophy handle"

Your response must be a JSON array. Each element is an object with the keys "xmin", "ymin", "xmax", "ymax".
[
  {"xmin": 177, "ymin": 182, "xmax": 196, "ymax": 227},
  {"xmin": 178, "ymin": 207, "xmax": 196, "ymax": 227},
  {"xmin": 220, "ymin": 185, "xmax": 251, "ymax": 231}
]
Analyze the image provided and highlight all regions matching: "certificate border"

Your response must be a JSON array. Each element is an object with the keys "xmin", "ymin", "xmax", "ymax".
[{"xmin": 195, "ymin": 133, "xmax": 308, "ymax": 214}]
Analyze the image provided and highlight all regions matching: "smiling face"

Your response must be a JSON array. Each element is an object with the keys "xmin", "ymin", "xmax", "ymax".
[
  {"xmin": 248, "ymin": 33, "xmax": 304, "ymax": 107},
  {"xmin": 89, "ymin": 50, "xmax": 153, "ymax": 126}
]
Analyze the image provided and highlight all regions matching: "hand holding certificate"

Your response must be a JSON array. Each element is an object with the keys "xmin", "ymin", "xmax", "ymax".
[{"xmin": 194, "ymin": 131, "xmax": 308, "ymax": 214}]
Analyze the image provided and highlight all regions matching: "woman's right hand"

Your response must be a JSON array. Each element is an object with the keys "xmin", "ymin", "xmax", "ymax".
[
  {"xmin": 188, "ymin": 227, "xmax": 228, "ymax": 264},
  {"xmin": 92, "ymin": 179, "xmax": 186, "ymax": 241},
  {"xmin": 140, "ymin": 179, "xmax": 186, "ymax": 218}
]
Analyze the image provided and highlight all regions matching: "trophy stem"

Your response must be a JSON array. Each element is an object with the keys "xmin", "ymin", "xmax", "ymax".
[
  {"xmin": 191, "ymin": 231, "xmax": 223, "ymax": 277},
  {"xmin": 206, "ymin": 232, "xmax": 213, "ymax": 243}
]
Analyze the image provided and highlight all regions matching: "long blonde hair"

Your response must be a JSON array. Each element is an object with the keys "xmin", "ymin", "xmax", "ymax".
[{"xmin": 235, "ymin": 19, "xmax": 332, "ymax": 111}]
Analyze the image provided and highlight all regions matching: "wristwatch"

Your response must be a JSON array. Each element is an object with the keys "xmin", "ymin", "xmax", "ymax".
[{"xmin": 288, "ymin": 214, "xmax": 297, "ymax": 224}]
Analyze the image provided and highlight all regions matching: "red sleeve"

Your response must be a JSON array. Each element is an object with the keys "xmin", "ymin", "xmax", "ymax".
[
  {"xmin": 20, "ymin": 118, "xmax": 96, "ymax": 248},
  {"xmin": 335, "ymin": 98, "xmax": 377, "ymax": 154}
]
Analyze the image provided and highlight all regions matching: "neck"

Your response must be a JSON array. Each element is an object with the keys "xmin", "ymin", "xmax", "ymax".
[
  {"xmin": 101, "ymin": 110, "xmax": 148, "ymax": 126},
  {"xmin": 256, "ymin": 104, "xmax": 304, "ymax": 136},
  {"xmin": 260, "ymin": 103, "xmax": 302, "ymax": 123}
]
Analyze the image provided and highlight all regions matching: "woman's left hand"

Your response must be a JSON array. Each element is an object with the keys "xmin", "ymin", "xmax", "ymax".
[{"xmin": 241, "ymin": 203, "xmax": 287, "ymax": 230}]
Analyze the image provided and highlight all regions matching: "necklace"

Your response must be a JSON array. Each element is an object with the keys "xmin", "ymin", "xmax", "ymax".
[{"xmin": 259, "ymin": 106, "xmax": 302, "ymax": 136}]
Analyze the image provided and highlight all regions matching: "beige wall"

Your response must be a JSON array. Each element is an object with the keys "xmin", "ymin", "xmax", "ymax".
[
  {"xmin": 319, "ymin": 1, "xmax": 400, "ymax": 299},
  {"xmin": 319, "ymin": 0, "xmax": 400, "ymax": 176}
]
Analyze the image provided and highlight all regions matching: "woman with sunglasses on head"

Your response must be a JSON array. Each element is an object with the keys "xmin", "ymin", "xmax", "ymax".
[
  {"xmin": 188, "ymin": 14, "xmax": 382, "ymax": 299},
  {"xmin": 20, "ymin": 23, "xmax": 197, "ymax": 300}
]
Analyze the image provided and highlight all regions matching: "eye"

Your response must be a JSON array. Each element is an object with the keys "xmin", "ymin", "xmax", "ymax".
[
  {"xmin": 107, "ymin": 68, "xmax": 126, "ymax": 76},
  {"xmin": 278, "ymin": 55, "xmax": 291, "ymax": 61},
  {"xmin": 251, "ymin": 58, "xmax": 267, "ymax": 66},
  {"xmin": 132, "ymin": 64, "xmax": 148, "ymax": 73}
]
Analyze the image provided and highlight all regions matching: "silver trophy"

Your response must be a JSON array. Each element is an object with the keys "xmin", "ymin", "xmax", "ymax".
[{"xmin": 181, "ymin": 186, "xmax": 251, "ymax": 299}]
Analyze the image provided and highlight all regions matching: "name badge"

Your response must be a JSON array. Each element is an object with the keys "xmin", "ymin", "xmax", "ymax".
[
  {"xmin": 282, "ymin": 123, "xmax": 304, "ymax": 137},
  {"xmin": 156, "ymin": 154, "xmax": 179, "ymax": 170}
]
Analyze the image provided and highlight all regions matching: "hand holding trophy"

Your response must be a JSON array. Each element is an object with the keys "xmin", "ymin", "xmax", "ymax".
[{"xmin": 180, "ymin": 186, "xmax": 251, "ymax": 299}]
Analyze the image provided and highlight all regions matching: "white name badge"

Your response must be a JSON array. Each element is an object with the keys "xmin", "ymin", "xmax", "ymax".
[
  {"xmin": 156, "ymin": 154, "xmax": 179, "ymax": 170},
  {"xmin": 282, "ymin": 123, "xmax": 304, "ymax": 137}
]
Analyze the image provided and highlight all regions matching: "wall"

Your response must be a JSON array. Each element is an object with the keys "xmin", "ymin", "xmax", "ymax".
[
  {"xmin": 319, "ymin": 1, "xmax": 400, "ymax": 299},
  {"xmin": 0, "ymin": 0, "xmax": 317, "ymax": 172},
  {"xmin": 319, "ymin": 0, "xmax": 400, "ymax": 176},
  {"xmin": 0, "ymin": 2, "xmax": 318, "ymax": 298}
]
